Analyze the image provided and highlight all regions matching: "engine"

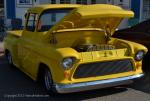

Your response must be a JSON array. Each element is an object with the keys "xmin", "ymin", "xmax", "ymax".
[{"xmin": 73, "ymin": 44, "xmax": 116, "ymax": 52}]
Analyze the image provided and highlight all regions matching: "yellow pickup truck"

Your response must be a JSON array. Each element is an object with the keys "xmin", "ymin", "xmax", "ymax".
[{"xmin": 4, "ymin": 4, "xmax": 147, "ymax": 93}]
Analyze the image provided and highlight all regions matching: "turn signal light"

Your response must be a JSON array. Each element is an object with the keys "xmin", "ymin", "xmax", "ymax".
[
  {"xmin": 64, "ymin": 71, "xmax": 70, "ymax": 78},
  {"xmin": 136, "ymin": 62, "xmax": 142, "ymax": 70}
]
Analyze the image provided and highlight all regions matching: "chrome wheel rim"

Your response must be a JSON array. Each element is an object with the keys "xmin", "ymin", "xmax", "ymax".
[{"xmin": 44, "ymin": 71, "xmax": 52, "ymax": 90}]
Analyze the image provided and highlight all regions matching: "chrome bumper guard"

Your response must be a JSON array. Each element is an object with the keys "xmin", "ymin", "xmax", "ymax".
[{"xmin": 54, "ymin": 74, "xmax": 144, "ymax": 93}]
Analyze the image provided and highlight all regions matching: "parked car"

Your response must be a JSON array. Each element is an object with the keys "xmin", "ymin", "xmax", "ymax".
[
  {"xmin": 4, "ymin": 4, "xmax": 147, "ymax": 93},
  {"xmin": 113, "ymin": 19, "xmax": 150, "ymax": 51}
]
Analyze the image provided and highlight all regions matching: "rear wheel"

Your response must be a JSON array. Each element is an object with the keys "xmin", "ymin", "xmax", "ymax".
[{"xmin": 6, "ymin": 52, "xmax": 14, "ymax": 67}]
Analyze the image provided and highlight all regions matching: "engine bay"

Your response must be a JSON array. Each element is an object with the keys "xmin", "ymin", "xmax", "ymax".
[{"xmin": 73, "ymin": 44, "xmax": 116, "ymax": 52}]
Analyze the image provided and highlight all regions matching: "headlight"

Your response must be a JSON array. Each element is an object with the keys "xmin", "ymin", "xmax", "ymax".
[
  {"xmin": 61, "ymin": 57, "xmax": 75, "ymax": 70},
  {"xmin": 135, "ymin": 51, "xmax": 145, "ymax": 61}
]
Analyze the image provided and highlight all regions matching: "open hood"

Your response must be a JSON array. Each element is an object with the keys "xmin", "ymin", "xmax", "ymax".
[{"xmin": 50, "ymin": 4, "xmax": 134, "ymax": 35}]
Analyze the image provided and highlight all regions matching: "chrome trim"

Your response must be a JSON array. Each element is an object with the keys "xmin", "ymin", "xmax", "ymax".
[{"xmin": 54, "ymin": 74, "xmax": 144, "ymax": 93}]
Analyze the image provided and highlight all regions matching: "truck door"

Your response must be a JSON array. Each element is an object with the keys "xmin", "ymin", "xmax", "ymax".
[{"xmin": 18, "ymin": 13, "xmax": 39, "ymax": 77}]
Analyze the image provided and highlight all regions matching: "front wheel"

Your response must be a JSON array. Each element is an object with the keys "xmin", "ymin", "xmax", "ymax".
[{"xmin": 42, "ymin": 68, "xmax": 54, "ymax": 92}]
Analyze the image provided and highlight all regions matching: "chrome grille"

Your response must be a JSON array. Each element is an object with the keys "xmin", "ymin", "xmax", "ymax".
[{"xmin": 73, "ymin": 59, "xmax": 133, "ymax": 79}]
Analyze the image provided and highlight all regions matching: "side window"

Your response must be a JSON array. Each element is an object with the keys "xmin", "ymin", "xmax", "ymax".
[{"xmin": 26, "ymin": 13, "xmax": 38, "ymax": 32}]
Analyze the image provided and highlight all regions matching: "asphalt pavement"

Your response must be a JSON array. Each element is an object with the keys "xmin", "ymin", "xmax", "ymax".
[{"xmin": 1, "ymin": 42, "xmax": 150, "ymax": 101}]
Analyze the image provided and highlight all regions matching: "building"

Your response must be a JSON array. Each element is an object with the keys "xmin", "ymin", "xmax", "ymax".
[
  {"xmin": 107, "ymin": 0, "xmax": 150, "ymax": 27},
  {"xmin": 4, "ymin": 0, "xmax": 107, "ymax": 28},
  {"xmin": 5, "ymin": 0, "xmax": 150, "ymax": 29},
  {"xmin": 141, "ymin": 0, "xmax": 150, "ymax": 21},
  {"xmin": 0, "ymin": 0, "xmax": 4, "ymax": 25},
  {"xmin": 107, "ymin": 0, "xmax": 131, "ymax": 9},
  {"xmin": 0, "ymin": 0, "xmax": 4, "ymax": 16},
  {"xmin": 0, "ymin": 0, "xmax": 4, "ymax": 8}
]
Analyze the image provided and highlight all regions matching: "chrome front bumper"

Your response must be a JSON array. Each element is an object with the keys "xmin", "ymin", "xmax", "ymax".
[{"xmin": 54, "ymin": 74, "xmax": 144, "ymax": 93}]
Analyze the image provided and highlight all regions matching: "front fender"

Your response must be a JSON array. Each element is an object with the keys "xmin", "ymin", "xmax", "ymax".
[{"xmin": 115, "ymin": 39, "xmax": 148, "ymax": 55}]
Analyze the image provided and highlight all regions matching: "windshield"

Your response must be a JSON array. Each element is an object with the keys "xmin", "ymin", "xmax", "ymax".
[{"xmin": 38, "ymin": 9, "xmax": 72, "ymax": 32}]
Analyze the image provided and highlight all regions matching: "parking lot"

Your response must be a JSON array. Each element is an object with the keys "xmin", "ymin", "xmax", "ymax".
[{"xmin": 1, "ymin": 45, "xmax": 150, "ymax": 101}]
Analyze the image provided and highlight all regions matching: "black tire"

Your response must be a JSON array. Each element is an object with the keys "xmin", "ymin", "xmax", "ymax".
[
  {"xmin": 42, "ymin": 68, "xmax": 54, "ymax": 93},
  {"xmin": 5, "ymin": 52, "xmax": 14, "ymax": 67}
]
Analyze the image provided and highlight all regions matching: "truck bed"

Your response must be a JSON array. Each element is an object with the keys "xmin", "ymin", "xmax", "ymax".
[{"xmin": 7, "ymin": 30, "xmax": 23, "ymax": 37}]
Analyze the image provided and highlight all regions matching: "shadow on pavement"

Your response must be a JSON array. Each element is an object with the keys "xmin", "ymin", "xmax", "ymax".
[{"xmin": 52, "ymin": 87, "xmax": 128, "ymax": 101}]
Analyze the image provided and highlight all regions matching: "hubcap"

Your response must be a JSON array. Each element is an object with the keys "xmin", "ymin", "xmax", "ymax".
[{"xmin": 44, "ymin": 71, "xmax": 52, "ymax": 90}]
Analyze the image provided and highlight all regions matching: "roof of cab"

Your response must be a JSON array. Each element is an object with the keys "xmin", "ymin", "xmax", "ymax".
[{"xmin": 27, "ymin": 4, "xmax": 82, "ymax": 13}]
